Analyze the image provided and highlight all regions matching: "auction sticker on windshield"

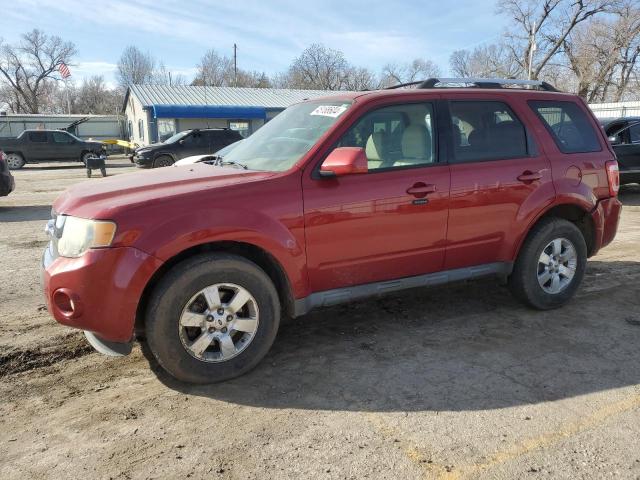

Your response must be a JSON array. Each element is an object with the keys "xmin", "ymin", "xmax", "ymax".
[{"xmin": 310, "ymin": 105, "xmax": 348, "ymax": 118}]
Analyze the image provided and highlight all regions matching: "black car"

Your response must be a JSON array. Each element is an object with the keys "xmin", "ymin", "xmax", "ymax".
[
  {"xmin": 132, "ymin": 128, "xmax": 243, "ymax": 168},
  {"xmin": 0, "ymin": 150, "xmax": 15, "ymax": 196},
  {"xmin": 601, "ymin": 117, "xmax": 640, "ymax": 185},
  {"xmin": 0, "ymin": 130, "xmax": 106, "ymax": 170}
]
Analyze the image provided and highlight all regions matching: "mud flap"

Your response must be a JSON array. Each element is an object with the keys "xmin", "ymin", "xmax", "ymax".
[{"xmin": 84, "ymin": 331, "xmax": 132, "ymax": 356}]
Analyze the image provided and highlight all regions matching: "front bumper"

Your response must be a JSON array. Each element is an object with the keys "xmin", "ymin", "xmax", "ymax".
[
  {"xmin": 590, "ymin": 196, "xmax": 622, "ymax": 255},
  {"xmin": 43, "ymin": 245, "xmax": 163, "ymax": 344},
  {"xmin": 133, "ymin": 155, "xmax": 153, "ymax": 168}
]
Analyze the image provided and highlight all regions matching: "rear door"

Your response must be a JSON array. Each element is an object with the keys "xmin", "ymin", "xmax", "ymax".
[{"xmin": 444, "ymin": 97, "xmax": 555, "ymax": 269}]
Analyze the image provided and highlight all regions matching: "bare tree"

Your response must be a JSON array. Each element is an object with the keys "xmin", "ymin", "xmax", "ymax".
[
  {"xmin": 286, "ymin": 44, "xmax": 349, "ymax": 90},
  {"xmin": 449, "ymin": 44, "xmax": 522, "ymax": 78},
  {"xmin": 498, "ymin": 0, "xmax": 619, "ymax": 79},
  {"xmin": 0, "ymin": 29, "xmax": 76, "ymax": 113},
  {"xmin": 74, "ymin": 75, "xmax": 121, "ymax": 114},
  {"xmin": 379, "ymin": 58, "xmax": 441, "ymax": 87},
  {"xmin": 192, "ymin": 49, "xmax": 234, "ymax": 86},
  {"xmin": 153, "ymin": 62, "xmax": 187, "ymax": 86},
  {"xmin": 560, "ymin": 1, "xmax": 640, "ymax": 101},
  {"xmin": 117, "ymin": 46, "xmax": 155, "ymax": 88},
  {"xmin": 343, "ymin": 66, "xmax": 377, "ymax": 90}
]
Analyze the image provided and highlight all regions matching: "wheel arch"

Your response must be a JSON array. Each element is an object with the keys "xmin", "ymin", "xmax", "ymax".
[
  {"xmin": 134, "ymin": 240, "xmax": 294, "ymax": 336},
  {"xmin": 514, "ymin": 203, "xmax": 596, "ymax": 261}
]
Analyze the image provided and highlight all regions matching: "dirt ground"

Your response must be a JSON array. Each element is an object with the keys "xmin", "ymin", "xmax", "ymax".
[{"xmin": 1, "ymin": 157, "xmax": 639, "ymax": 480}]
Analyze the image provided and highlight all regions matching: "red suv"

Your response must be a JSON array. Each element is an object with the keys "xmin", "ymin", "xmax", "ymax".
[{"xmin": 43, "ymin": 78, "xmax": 621, "ymax": 383}]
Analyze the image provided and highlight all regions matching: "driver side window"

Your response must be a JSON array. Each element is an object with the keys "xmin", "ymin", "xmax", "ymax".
[{"xmin": 338, "ymin": 103, "xmax": 436, "ymax": 171}]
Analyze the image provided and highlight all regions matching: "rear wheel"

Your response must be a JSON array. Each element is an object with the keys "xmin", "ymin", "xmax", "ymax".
[
  {"xmin": 153, "ymin": 155, "xmax": 174, "ymax": 168},
  {"xmin": 509, "ymin": 218, "xmax": 587, "ymax": 310},
  {"xmin": 146, "ymin": 253, "xmax": 280, "ymax": 383},
  {"xmin": 6, "ymin": 153, "xmax": 25, "ymax": 170}
]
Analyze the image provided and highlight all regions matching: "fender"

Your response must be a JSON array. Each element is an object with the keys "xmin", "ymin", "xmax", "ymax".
[
  {"xmin": 110, "ymin": 174, "xmax": 309, "ymax": 299},
  {"xmin": 510, "ymin": 194, "xmax": 596, "ymax": 261}
]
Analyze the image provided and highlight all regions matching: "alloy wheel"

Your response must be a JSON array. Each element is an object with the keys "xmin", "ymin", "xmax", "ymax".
[
  {"xmin": 178, "ymin": 283, "xmax": 259, "ymax": 362},
  {"xmin": 537, "ymin": 238, "xmax": 577, "ymax": 294}
]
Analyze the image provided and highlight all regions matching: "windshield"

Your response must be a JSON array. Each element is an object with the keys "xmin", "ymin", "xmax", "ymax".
[
  {"xmin": 222, "ymin": 100, "xmax": 352, "ymax": 171},
  {"xmin": 164, "ymin": 130, "xmax": 191, "ymax": 144},
  {"xmin": 214, "ymin": 139, "xmax": 242, "ymax": 158}
]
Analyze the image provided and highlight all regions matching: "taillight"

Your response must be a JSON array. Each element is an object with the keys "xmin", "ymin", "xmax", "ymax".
[{"xmin": 605, "ymin": 160, "xmax": 619, "ymax": 197}]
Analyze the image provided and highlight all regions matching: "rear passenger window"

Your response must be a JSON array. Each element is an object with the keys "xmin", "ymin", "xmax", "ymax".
[
  {"xmin": 629, "ymin": 123, "xmax": 640, "ymax": 143},
  {"xmin": 449, "ymin": 101, "xmax": 528, "ymax": 163},
  {"xmin": 28, "ymin": 131, "xmax": 47, "ymax": 143},
  {"xmin": 529, "ymin": 100, "xmax": 601, "ymax": 153},
  {"xmin": 338, "ymin": 103, "xmax": 436, "ymax": 171}
]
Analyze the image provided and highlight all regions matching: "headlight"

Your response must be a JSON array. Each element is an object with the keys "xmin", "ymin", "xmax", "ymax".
[{"xmin": 57, "ymin": 216, "xmax": 117, "ymax": 258}]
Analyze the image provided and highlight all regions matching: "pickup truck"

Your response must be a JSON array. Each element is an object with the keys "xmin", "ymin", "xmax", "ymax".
[{"xmin": 0, "ymin": 130, "xmax": 106, "ymax": 170}]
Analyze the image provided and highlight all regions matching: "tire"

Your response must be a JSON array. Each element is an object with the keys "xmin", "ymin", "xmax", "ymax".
[
  {"xmin": 146, "ymin": 253, "xmax": 281, "ymax": 383},
  {"xmin": 509, "ymin": 217, "xmax": 587, "ymax": 310},
  {"xmin": 81, "ymin": 151, "xmax": 95, "ymax": 166},
  {"xmin": 153, "ymin": 155, "xmax": 174, "ymax": 168},
  {"xmin": 6, "ymin": 153, "xmax": 25, "ymax": 170}
]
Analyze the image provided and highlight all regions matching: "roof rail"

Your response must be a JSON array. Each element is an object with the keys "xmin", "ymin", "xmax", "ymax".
[{"xmin": 385, "ymin": 77, "xmax": 559, "ymax": 92}]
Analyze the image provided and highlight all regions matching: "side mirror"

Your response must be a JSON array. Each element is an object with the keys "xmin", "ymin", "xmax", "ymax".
[
  {"xmin": 179, "ymin": 139, "xmax": 185, "ymax": 145},
  {"xmin": 608, "ymin": 135, "xmax": 621, "ymax": 145},
  {"xmin": 319, "ymin": 147, "xmax": 368, "ymax": 178}
]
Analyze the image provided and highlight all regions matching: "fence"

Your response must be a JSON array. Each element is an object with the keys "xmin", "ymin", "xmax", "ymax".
[{"xmin": 588, "ymin": 101, "xmax": 640, "ymax": 120}]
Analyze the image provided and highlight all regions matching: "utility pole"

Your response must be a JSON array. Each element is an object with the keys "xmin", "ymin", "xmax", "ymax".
[
  {"xmin": 233, "ymin": 43, "xmax": 238, "ymax": 87},
  {"xmin": 527, "ymin": 21, "xmax": 537, "ymax": 80}
]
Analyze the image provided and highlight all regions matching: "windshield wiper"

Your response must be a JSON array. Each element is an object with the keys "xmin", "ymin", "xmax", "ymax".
[{"xmin": 214, "ymin": 159, "xmax": 248, "ymax": 170}]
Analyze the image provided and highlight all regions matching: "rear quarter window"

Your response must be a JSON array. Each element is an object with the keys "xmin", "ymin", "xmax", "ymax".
[{"xmin": 529, "ymin": 100, "xmax": 601, "ymax": 154}]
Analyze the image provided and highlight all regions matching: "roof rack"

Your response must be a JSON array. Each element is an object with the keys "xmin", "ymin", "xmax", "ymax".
[{"xmin": 385, "ymin": 77, "xmax": 559, "ymax": 92}]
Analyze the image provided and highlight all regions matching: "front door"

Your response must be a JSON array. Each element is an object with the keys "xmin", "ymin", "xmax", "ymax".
[
  {"xmin": 302, "ymin": 101, "xmax": 450, "ymax": 293},
  {"xmin": 50, "ymin": 131, "xmax": 78, "ymax": 160},
  {"xmin": 444, "ymin": 99, "xmax": 554, "ymax": 269},
  {"xmin": 610, "ymin": 121, "xmax": 640, "ymax": 177}
]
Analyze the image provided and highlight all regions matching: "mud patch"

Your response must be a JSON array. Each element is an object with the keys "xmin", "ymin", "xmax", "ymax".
[{"xmin": 0, "ymin": 333, "xmax": 93, "ymax": 377}]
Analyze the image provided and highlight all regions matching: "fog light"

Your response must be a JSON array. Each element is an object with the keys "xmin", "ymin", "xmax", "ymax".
[{"xmin": 52, "ymin": 288, "xmax": 82, "ymax": 319}]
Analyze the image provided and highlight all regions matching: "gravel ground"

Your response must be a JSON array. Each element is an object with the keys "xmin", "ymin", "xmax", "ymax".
[{"xmin": 1, "ymin": 158, "xmax": 639, "ymax": 480}]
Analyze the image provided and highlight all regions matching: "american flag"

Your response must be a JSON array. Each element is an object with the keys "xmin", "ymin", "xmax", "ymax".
[{"xmin": 58, "ymin": 62, "xmax": 71, "ymax": 79}]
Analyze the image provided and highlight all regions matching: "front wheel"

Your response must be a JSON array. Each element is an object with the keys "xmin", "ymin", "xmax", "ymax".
[
  {"xmin": 6, "ymin": 153, "xmax": 25, "ymax": 170},
  {"xmin": 145, "ymin": 253, "xmax": 281, "ymax": 383},
  {"xmin": 153, "ymin": 155, "xmax": 174, "ymax": 168},
  {"xmin": 509, "ymin": 218, "xmax": 587, "ymax": 310}
]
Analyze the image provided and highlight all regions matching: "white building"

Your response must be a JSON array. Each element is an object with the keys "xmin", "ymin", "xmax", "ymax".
[{"xmin": 123, "ymin": 85, "xmax": 334, "ymax": 146}]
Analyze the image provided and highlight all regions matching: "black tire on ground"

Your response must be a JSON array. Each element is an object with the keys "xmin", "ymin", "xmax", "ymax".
[
  {"xmin": 100, "ymin": 167, "xmax": 107, "ymax": 177},
  {"xmin": 508, "ymin": 217, "xmax": 587, "ymax": 310},
  {"xmin": 145, "ymin": 253, "xmax": 281, "ymax": 383},
  {"xmin": 153, "ymin": 155, "xmax": 174, "ymax": 168},
  {"xmin": 6, "ymin": 153, "xmax": 25, "ymax": 170}
]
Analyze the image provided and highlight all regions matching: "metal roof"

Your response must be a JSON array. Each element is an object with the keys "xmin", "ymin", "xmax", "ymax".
[{"xmin": 128, "ymin": 85, "xmax": 336, "ymax": 109}]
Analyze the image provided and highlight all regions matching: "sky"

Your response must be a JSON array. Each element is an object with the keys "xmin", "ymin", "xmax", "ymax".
[{"xmin": 3, "ymin": 0, "xmax": 508, "ymax": 88}]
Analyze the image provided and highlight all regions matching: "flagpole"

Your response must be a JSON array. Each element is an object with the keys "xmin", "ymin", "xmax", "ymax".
[{"xmin": 65, "ymin": 78, "xmax": 71, "ymax": 115}]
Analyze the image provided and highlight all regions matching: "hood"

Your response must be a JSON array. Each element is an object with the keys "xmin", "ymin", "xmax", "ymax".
[
  {"xmin": 136, "ymin": 142, "xmax": 164, "ymax": 152},
  {"xmin": 54, "ymin": 164, "xmax": 276, "ymax": 219}
]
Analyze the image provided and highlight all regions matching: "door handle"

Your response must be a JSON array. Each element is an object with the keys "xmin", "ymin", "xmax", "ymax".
[
  {"xmin": 517, "ymin": 170, "xmax": 542, "ymax": 183},
  {"xmin": 406, "ymin": 182, "xmax": 436, "ymax": 198}
]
